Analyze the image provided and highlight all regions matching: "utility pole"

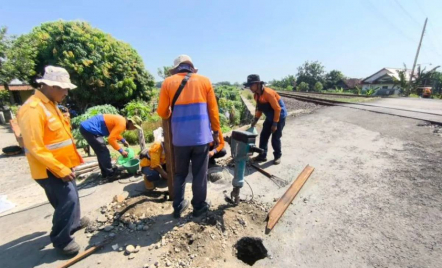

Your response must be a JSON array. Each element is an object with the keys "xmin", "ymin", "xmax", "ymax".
[{"xmin": 409, "ymin": 18, "xmax": 428, "ymax": 94}]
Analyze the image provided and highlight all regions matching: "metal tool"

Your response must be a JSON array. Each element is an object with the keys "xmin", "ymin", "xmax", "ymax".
[
  {"xmin": 251, "ymin": 163, "xmax": 288, "ymax": 187},
  {"xmin": 229, "ymin": 129, "xmax": 264, "ymax": 205}
]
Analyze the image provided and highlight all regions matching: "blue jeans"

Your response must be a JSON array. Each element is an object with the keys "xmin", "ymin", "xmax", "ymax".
[
  {"xmin": 259, "ymin": 117, "xmax": 286, "ymax": 159},
  {"xmin": 36, "ymin": 171, "xmax": 81, "ymax": 249}
]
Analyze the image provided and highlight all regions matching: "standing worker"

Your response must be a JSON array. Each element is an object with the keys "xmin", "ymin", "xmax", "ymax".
[
  {"xmin": 157, "ymin": 55, "xmax": 221, "ymax": 218},
  {"xmin": 244, "ymin": 74, "xmax": 287, "ymax": 165},
  {"xmin": 79, "ymin": 114, "xmax": 142, "ymax": 180},
  {"xmin": 17, "ymin": 66, "xmax": 90, "ymax": 255}
]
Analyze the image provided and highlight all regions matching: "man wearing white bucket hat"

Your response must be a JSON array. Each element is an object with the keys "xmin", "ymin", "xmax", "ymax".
[{"xmin": 18, "ymin": 66, "xmax": 90, "ymax": 256}]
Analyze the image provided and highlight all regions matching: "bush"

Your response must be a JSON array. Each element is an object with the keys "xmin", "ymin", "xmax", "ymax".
[
  {"xmin": 123, "ymin": 100, "xmax": 151, "ymax": 121},
  {"xmin": 122, "ymin": 130, "xmax": 138, "ymax": 145},
  {"xmin": 314, "ymin": 82, "xmax": 323, "ymax": 92},
  {"xmin": 141, "ymin": 121, "xmax": 163, "ymax": 143},
  {"xmin": 296, "ymin": 82, "xmax": 309, "ymax": 92}
]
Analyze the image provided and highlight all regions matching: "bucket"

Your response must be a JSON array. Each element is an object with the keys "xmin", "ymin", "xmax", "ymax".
[
  {"xmin": 117, "ymin": 148, "xmax": 135, "ymax": 165},
  {"xmin": 123, "ymin": 158, "xmax": 140, "ymax": 175}
]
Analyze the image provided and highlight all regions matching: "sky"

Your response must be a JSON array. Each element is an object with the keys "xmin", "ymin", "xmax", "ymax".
[{"xmin": 1, "ymin": 0, "xmax": 442, "ymax": 83}]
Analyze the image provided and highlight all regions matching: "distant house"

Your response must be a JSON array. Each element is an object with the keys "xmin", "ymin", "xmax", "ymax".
[
  {"xmin": 0, "ymin": 79, "xmax": 36, "ymax": 105},
  {"xmin": 335, "ymin": 78, "xmax": 362, "ymax": 90},
  {"xmin": 361, "ymin": 68, "xmax": 413, "ymax": 96}
]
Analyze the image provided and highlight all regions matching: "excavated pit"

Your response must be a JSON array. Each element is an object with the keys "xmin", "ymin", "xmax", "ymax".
[{"xmin": 235, "ymin": 237, "xmax": 268, "ymax": 266}]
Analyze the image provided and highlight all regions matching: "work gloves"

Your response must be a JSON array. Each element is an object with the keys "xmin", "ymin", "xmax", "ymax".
[{"xmin": 250, "ymin": 117, "xmax": 259, "ymax": 128}]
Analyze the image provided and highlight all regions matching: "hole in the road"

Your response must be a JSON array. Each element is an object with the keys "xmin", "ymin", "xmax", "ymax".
[{"xmin": 235, "ymin": 237, "xmax": 268, "ymax": 266}]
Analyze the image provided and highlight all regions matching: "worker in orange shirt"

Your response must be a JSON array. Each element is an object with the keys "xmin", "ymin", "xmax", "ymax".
[
  {"xmin": 209, "ymin": 130, "xmax": 226, "ymax": 165},
  {"xmin": 245, "ymin": 74, "xmax": 287, "ymax": 165},
  {"xmin": 17, "ymin": 66, "xmax": 90, "ymax": 256},
  {"xmin": 157, "ymin": 55, "xmax": 220, "ymax": 219},
  {"xmin": 79, "ymin": 114, "xmax": 142, "ymax": 180},
  {"xmin": 140, "ymin": 141, "xmax": 167, "ymax": 191}
]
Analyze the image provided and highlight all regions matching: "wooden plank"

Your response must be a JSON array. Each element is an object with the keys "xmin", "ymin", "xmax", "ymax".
[
  {"xmin": 162, "ymin": 119, "xmax": 175, "ymax": 201},
  {"xmin": 266, "ymin": 165, "xmax": 314, "ymax": 233},
  {"xmin": 57, "ymin": 239, "xmax": 110, "ymax": 268}
]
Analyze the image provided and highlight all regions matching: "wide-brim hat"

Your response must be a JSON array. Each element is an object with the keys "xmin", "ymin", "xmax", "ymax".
[
  {"xmin": 243, "ymin": 74, "xmax": 265, "ymax": 88},
  {"xmin": 128, "ymin": 116, "xmax": 143, "ymax": 130},
  {"xmin": 36, "ymin": 66, "xmax": 77, "ymax": 90},
  {"xmin": 170, "ymin": 55, "xmax": 198, "ymax": 73}
]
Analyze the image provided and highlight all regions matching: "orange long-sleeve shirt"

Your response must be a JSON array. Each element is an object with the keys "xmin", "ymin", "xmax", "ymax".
[
  {"xmin": 254, "ymin": 87, "xmax": 283, "ymax": 123},
  {"xmin": 103, "ymin": 114, "xmax": 126, "ymax": 151},
  {"xmin": 18, "ymin": 90, "xmax": 83, "ymax": 179},
  {"xmin": 157, "ymin": 72, "xmax": 220, "ymax": 146}
]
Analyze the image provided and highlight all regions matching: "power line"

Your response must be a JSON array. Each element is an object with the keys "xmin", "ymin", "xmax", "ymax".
[{"xmin": 393, "ymin": 0, "xmax": 421, "ymax": 26}]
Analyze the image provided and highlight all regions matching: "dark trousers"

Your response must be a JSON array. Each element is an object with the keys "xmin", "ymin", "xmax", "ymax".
[
  {"xmin": 209, "ymin": 147, "xmax": 227, "ymax": 164},
  {"xmin": 80, "ymin": 126, "xmax": 114, "ymax": 177},
  {"xmin": 173, "ymin": 144, "xmax": 209, "ymax": 211},
  {"xmin": 36, "ymin": 171, "xmax": 81, "ymax": 249},
  {"xmin": 259, "ymin": 117, "xmax": 286, "ymax": 159}
]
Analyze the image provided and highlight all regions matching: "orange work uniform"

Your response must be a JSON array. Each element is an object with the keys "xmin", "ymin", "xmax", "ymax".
[{"xmin": 17, "ymin": 90, "xmax": 83, "ymax": 179}]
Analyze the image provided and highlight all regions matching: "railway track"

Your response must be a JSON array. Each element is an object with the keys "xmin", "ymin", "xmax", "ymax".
[{"xmin": 278, "ymin": 91, "xmax": 442, "ymax": 125}]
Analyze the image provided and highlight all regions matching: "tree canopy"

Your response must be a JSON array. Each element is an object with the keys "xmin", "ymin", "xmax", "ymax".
[
  {"xmin": 324, "ymin": 70, "xmax": 345, "ymax": 90},
  {"xmin": 296, "ymin": 61, "xmax": 325, "ymax": 90},
  {"xmin": 8, "ymin": 21, "xmax": 155, "ymax": 109},
  {"xmin": 269, "ymin": 75, "xmax": 296, "ymax": 91}
]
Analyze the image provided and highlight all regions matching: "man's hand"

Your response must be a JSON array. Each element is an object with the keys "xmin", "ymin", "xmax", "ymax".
[
  {"xmin": 271, "ymin": 125, "xmax": 277, "ymax": 133},
  {"xmin": 251, "ymin": 117, "xmax": 259, "ymax": 128},
  {"xmin": 121, "ymin": 150, "xmax": 129, "ymax": 158},
  {"xmin": 123, "ymin": 141, "xmax": 130, "ymax": 148},
  {"xmin": 209, "ymin": 150, "xmax": 215, "ymax": 158},
  {"xmin": 212, "ymin": 132, "xmax": 220, "ymax": 148},
  {"xmin": 61, "ymin": 172, "xmax": 75, "ymax": 182}
]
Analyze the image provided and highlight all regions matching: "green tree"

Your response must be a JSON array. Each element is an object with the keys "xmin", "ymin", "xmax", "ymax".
[
  {"xmin": 296, "ymin": 82, "xmax": 309, "ymax": 92},
  {"xmin": 157, "ymin": 66, "xmax": 172, "ymax": 80},
  {"xmin": 270, "ymin": 75, "xmax": 296, "ymax": 91},
  {"xmin": 296, "ymin": 61, "xmax": 325, "ymax": 90},
  {"xmin": 216, "ymin": 81, "xmax": 232, "ymax": 86},
  {"xmin": 324, "ymin": 70, "xmax": 344, "ymax": 90},
  {"xmin": 0, "ymin": 26, "xmax": 17, "ymax": 87},
  {"xmin": 8, "ymin": 21, "xmax": 155, "ymax": 110},
  {"xmin": 314, "ymin": 81, "xmax": 323, "ymax": 92}
]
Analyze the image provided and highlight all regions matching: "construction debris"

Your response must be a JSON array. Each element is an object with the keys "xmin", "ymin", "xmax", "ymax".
[{"xmin": 113, "ymin": 191, "xmax": 129, "ymax": 203}]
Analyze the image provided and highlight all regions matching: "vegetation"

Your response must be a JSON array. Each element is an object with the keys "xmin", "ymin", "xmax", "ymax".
[
  {"xmin": 269, "ymin": 75, "xmax": 296, "ymax": 91},
  {"xmin": 0, "ymin": 90, "xmax": 10, "ymax": 105},
  {"xmin": 314, "ymin": 82, "xmax": 323, "ymax": 92},
  {"xmin": 215, "ymin": 85, "xmax": 247, "ymax": 133},
  {"xmin": 157, "ymin": 66, "xmax": 172, "ymax": 80},
  {"xmin": 324, "ymin": 70, "xmax": 345, "ymax": 90},
  {"xmin": 7, "ymin": 21, "xmax": 155, "ymax": 109},
  {"xmin": 296, "ymin": 82, "xmax": 309, "ymax": 92},
  {"xmin": 296, "ymin": 61, "xmax": 325, "ymax": 91},
  {"xmin": 393, "ymin": 64, "xmax": 442, "ymax": 97}
]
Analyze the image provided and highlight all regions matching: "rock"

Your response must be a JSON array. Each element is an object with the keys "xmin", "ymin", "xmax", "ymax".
[
  {"xmin": 175, "ymin": 247, "xmax": 180, "ymax": 253},
  {"xmin": 128, "ymin": 254, "xmax": 135, "ymax": 260},
  {"xmin": 112, "ymin": 244, "xmax": 119, "ymax": 251},
  {"xmin": 154, "ymin": 261, "xmax": 159, "ymax": 267},
  {"xmin": 109, "ymin": 233, "xmax": 116, "ymax": 238},
  {"xmin": 101, "ymin": 209, "xmax": 107, "ymax": 214},
  {"xmin": 143, "ymin": 264, "xmax": 150, "ymax": 268},
  {"xmin": 113, "ymin": 191, "xmax": 129, "ymax": 203},
  {"xmin": 143, "ymin": 225, "xmax": 150, "ymax": 231},
  {"xmin": 104, "ymin": 225, "xmax": 114, "ymax": 232},
  {"xmin": 126, "ymin": 245, "xmax": 136, "ymax": 254},
  {"xmin": 134, "ymin": 245, "xmax": 141, "ymax": 253},
  {"xmin": 129, "ymin": 223, "xmax": 137, "ymax": 230},
  {"xmin": 86, "ymin": 234, "xmax": 93, "ymax": 238},
  {"xmin": 97, "ymin": 260, "xmax": 101, "ymax": 264},
  {"xmin": 85, "ymin": 225, "xmax": 98, "ymax": 233},
  {"xmin": 238, "ymin": 210, "xmax": 243, "ymax": 214},
  {"xmin": 166, "ymin": 260, "xmax": 172, "ymax": 267},
  {"xmin": 118, "ymin": 247, "xmax": 123, "ymax": 252},
  {"xmin": 137, "ymin": 225, "xmax": 144, "ymax": 231},
  {"xmin": 97, "ymin": 215, "xmax": 108, "ymax": 223}
]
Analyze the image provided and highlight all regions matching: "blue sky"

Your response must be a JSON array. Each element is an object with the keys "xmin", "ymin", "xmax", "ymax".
[{"xmin": 1, "ymin": 0, "xmax": 442, "ymax": 83}]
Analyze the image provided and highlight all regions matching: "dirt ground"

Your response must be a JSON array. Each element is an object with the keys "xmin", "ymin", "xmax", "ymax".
[{"xmin": 0, "ymin": 97, "xmax": 441, "ymax": 268}]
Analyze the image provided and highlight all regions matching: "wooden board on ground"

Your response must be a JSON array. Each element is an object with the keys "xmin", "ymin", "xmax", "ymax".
[
  {"xmin": 266, "ymin": 165, "xmax": 315, "ymax": 233},
  {"xmin": 163, "ymin": 119, "xmax": 175, "ymax": 200}
]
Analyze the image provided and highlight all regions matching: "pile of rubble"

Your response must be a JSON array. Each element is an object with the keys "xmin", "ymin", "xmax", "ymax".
[{"xmin": 87, "ymin": 190, "xmax": 272, "ymax": 267}]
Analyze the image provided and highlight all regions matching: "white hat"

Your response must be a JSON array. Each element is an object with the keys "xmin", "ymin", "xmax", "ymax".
[
  {"xmin": 170, "ymin": 55, "xmax": 198, "ymax": 72},
  {"xmin": 36, "ymin": 66, "xmax": 77, "ymax": 90}
]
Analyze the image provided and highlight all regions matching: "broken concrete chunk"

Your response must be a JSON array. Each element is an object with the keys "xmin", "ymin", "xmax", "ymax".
[
  {"xmin": 112, "ymin": 244, "xmax": 119, "ymax": 251},
  {"xmin": 96, "ymin": 214, "xmax": 107, "ymax": 223},
  {"xmin": 104, "ymin": 225, "xmax": 114, "ymax": 232},
  {"xmin": 134, "ymin": 245, "xmax": 141, "ymax": 253},
  {"xmin": 126, "ymin": 245, "xmax": 136, "ymax": 254},
  {"xmin": 113, "ymin": 191, "xmax": 129, "ymax": 203}
]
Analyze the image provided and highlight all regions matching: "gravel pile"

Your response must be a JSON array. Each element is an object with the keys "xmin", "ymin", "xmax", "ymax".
[{"xmin": 281, "ymin": 97, "xmax": 323, "ymax": 112}]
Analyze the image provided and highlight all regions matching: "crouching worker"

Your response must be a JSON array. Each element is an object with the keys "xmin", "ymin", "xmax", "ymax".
[
  {"xmin": 18, "ymin": 66, "xmax": 90, "ymax": 256},
  {"xmin": 79, "ymin": 115, "xmax": 142, "ymax": 180},
  {"xmin": 140, "ymin": 127, "xmax": 167, "ymax": 190},
  {"xmin": 209, "ymin": 130, "xmax": 226, "ymax": 165}
]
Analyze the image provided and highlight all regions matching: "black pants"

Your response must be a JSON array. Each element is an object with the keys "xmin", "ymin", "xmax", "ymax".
[
  {"xmin": 80, "ymin": 126, "xmax": 114, "ymax": 177},
  {"xmin": 259, "ymin": 117, "xmax": 286, "ymax": 159},
  {"xmin": 173, "ymin": 144, "xmax": 209, "ymax": 212},
  {"xmin": 209, "ymin": 147, "xmax": 227, "ymax": 164},
  {"xmin": 36, "ymin": 171, "xmax": 81, "ymax": 249}
]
